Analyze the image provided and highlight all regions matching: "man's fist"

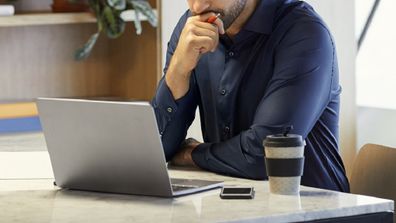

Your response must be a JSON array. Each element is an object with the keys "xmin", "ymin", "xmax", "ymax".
[
  {"xmin": 172, "ymin": 12, "xmax": 225, "ymax": 74},
  {"xmin": 171, "ymin": 138, "xmax": 201, "ymax": 167}
]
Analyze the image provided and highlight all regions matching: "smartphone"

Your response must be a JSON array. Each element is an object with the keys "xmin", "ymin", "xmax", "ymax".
[{"xmin": 220, "ymin": 186, "xmax": 255, "ymax": 199}]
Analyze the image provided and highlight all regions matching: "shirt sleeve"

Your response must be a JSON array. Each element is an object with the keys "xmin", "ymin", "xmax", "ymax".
[
  {"xmin": 151, "ymin": 11, "xmax": 199, "ymax": 161},
  {"xmin": 191, "ymin": 21, "xmax": 338, "ymax": 179}
]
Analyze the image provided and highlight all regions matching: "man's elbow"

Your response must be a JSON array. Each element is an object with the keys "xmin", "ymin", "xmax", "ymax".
[{"xmin": 238, "ymin": 160, "xmax": 268, "ymax": 180}]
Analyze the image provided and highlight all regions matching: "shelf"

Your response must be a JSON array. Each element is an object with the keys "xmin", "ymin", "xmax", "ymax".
[
  {"xmin": 0, "ymin": 0, "xmax": 160, "ymax": 102},
  {"xmin": 0, "ymin": 10, "xmax": 154, "ymax": 27},
  {"xmin": 0, "ymin": 12, "xmax": 96, "ymax": 27}
]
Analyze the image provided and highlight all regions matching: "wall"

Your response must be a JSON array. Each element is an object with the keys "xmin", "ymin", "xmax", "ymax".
[
  {"xmin": 355, "ymin": 0, "xmax": 396, "ymax": 150},
  {"xmin": 357, "ymin": 106, "xmax": 396, "ymax": 149},
  {"xmin": 161, "ymin": 0, "xmax": 357, "ymax": 173}
]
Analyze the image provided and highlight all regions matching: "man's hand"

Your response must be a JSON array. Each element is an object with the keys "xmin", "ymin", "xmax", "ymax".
[
  {"xmin": 172, "ymin": 12, "xmax": 225, "ymax": 73},
  {"xmin": 165, "ymin": 13, "xmax": 225, "ymax": 100},
  {"xmin": 171, "ymin": 138, "xmax": 201, "ymax": 167}
]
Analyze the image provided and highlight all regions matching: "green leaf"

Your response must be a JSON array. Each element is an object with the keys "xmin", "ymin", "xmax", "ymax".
[
  {"xmin": 73, "ymin": 0, "xmax": 156, "ymax": 60},
  {"xmin": 74, "ymin": 32, "xmax": 100, "ymax": 61},
  {"xmin": 132, "ymin": 10, "xmax": 142, "ymax": 35},
  {"xmin": 102, "ymin": 5, "xmax": 125, "ymax": 38},
  {"xmin": 106, "ymin": 0, "xmax": 126, "ymax": 10},
  {"xmin": 128, "ymin": 0, "xmax": 157, "ymax": 27}
]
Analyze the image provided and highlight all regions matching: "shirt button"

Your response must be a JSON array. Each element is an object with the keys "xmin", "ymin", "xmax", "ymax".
[
  {"xmin": 228, "ymin": 51, "xmax": 235, "ymax": 57},
  {"xmin": 224, "ymin": 126, "xmax": 230, "ymax": 133},
  {"xmin": 167, "ymin": 107, "xmax": 173, "ymax": 113},
  {"xmin": 220, "ymin": 89, "xmax": 227, "ymax": 95}
]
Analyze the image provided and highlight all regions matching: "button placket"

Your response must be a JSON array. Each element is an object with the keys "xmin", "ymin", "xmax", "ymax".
[{"xmin": 223, "ymin": 126, "xmax": 231, "ymax": 136}]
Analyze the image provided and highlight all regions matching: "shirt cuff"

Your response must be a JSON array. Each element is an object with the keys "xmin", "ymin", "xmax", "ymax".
[
  {"xmin": 154, "ymin": 79, "xmax": 178, "ymax": 117},
  {"xmin": 154, "ymin": 78, "xmax": 196, "ymax": 116}
]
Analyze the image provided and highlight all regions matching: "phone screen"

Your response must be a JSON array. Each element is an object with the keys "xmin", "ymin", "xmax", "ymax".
[{"xmin": 222, "ymin": 187, "xmax": 252, "ymax": 194}]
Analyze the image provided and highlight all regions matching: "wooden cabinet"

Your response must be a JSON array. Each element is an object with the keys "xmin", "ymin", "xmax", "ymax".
[{"xmin": 0, "ymin": 0, "xmax": 161, "ymax": 102}]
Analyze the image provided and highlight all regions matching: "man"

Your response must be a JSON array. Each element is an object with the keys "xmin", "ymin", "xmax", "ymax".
[{"xmin": 152, "ymin": 0, "xmax": 350, "ymax": 192}]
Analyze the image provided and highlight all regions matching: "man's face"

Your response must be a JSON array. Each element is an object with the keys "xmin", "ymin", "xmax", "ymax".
[{"xmin": 187, "ymin": 0, "xmax": 248, "ymax": 30}]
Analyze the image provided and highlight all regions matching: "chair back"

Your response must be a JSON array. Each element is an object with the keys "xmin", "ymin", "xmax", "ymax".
[{"xmin": 350, "ymin": 144, "xmax": 396, "ymax": 222}]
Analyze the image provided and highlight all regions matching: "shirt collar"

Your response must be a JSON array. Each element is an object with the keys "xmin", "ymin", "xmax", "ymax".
[{"xmin": 243, "ymin": 0, "xmax": 285, "ymax": 34}]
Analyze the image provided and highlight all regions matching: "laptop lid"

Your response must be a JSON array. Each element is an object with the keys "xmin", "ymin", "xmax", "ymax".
[{"xmin": 37, "ymin": 98, "xmax": 174, "ymax": 197}]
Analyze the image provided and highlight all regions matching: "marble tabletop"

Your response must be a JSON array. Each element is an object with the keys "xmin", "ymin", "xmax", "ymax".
[{"xmin": 0, "ymin": 167, "xmax": 393, "ymax": 223}]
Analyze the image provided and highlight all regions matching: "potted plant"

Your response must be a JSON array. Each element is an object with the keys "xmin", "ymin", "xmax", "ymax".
[
  {"xmin": 74, "ymin": 0, "xmax": 157, "ymax": 60},
  {"xmin": 2, "ymin": 0, "xmax": 156, "ymax": 60}
]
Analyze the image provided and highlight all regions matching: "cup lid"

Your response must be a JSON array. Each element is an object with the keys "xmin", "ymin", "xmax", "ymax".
[{"xmin": 263, "ymin": 134, "xmax": 305, "ymax": 147}]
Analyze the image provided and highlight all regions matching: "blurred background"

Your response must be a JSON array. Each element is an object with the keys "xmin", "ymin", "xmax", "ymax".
[
  {"xmin": 355, "ymin": 0, "xmax": 396, "ymax": 149},
  {"xmin": 1, "ymin": 0, "xmax": 394, "ymax": 179}
]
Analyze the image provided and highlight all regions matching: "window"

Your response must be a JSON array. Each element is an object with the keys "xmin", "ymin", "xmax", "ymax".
[
  {"xmin": 356, "ymin": 0, "xmax": 396, "ymax": 109},
  {"xmin": 356, "ymin": 0, "xmax": 396, "ymax": 148}
]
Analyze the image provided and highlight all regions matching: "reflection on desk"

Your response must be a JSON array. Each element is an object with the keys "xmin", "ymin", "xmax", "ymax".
[{"xmin": 0, "ymin": 168, "xmax": 393, "ymax": 223}]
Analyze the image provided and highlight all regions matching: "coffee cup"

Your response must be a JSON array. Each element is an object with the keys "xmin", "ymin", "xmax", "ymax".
[{"xmin": 263, "ymin": 132, "xmax": 305, "ymax": 195}]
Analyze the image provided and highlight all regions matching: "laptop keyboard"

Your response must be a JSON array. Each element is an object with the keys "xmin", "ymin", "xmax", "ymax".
[{"xmin": 171, "ymin": 184, "xmax": 199, "ymax": 192}]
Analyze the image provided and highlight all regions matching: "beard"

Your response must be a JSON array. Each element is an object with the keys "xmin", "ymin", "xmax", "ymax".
[
  {"xmin": 221, "ymin": 0, "xmax": 248, "ymax": 30},
  {"xmin": 192, "ymin": 0, "xmax": 248, "ymax": 30}
]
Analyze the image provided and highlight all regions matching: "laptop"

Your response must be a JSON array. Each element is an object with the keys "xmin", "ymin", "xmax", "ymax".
[{"xmin": 37, "ymin": 98, "xmax": 223, "ymax": 197}]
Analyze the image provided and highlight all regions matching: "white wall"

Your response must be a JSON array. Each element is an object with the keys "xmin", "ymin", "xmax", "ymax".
[
  {"xmin": 161, "ymin": 1, "xmax": 188, "ymax": 70},
  {"xmin": 356, "ymin": 0, "xmax": 396, "ymax": 109},
  {"xmin": 161, "ymin": 1, "xmax": 357, "ymax": 173},
  {"xmin": 355, "ymin": 0, "xmax": 396, "ymax": 150},
  {"xmin": 357, "ymin": 107, "xmax": 396, "ymax": 149}
]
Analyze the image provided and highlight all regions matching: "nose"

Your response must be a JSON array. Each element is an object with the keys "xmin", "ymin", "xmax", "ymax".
[{"xmin": 191, "ymin": 0, "xmax": 210, "ymax": 14}]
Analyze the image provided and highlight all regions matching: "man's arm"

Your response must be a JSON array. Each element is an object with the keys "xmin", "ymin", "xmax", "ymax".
[
  {"xmin": 152, "ymin": 11, "xmax": 224, "ymax": 160},
  {"xmin": 191, "ymin": 21, "xmax": 338, "ymax": 179},
  {"xmin": 165, "ymin": 12, "xmax": 224, "ymax": 100}
]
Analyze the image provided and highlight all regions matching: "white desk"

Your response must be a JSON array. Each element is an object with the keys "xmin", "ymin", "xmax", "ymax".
[{"xmin": 0, "ymin": 168, "xmax": 393, "ymax": 223}]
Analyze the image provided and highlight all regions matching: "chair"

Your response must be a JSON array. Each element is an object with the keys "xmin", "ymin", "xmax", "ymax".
[{"xmin": 350, "ymin": 143, "xmax": 396, "ymax": 222}]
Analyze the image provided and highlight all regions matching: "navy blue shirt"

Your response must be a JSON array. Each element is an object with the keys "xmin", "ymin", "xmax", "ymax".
[{"xmin": 152, "ymin": 0, "xmax": 350, "ymax": 192}]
